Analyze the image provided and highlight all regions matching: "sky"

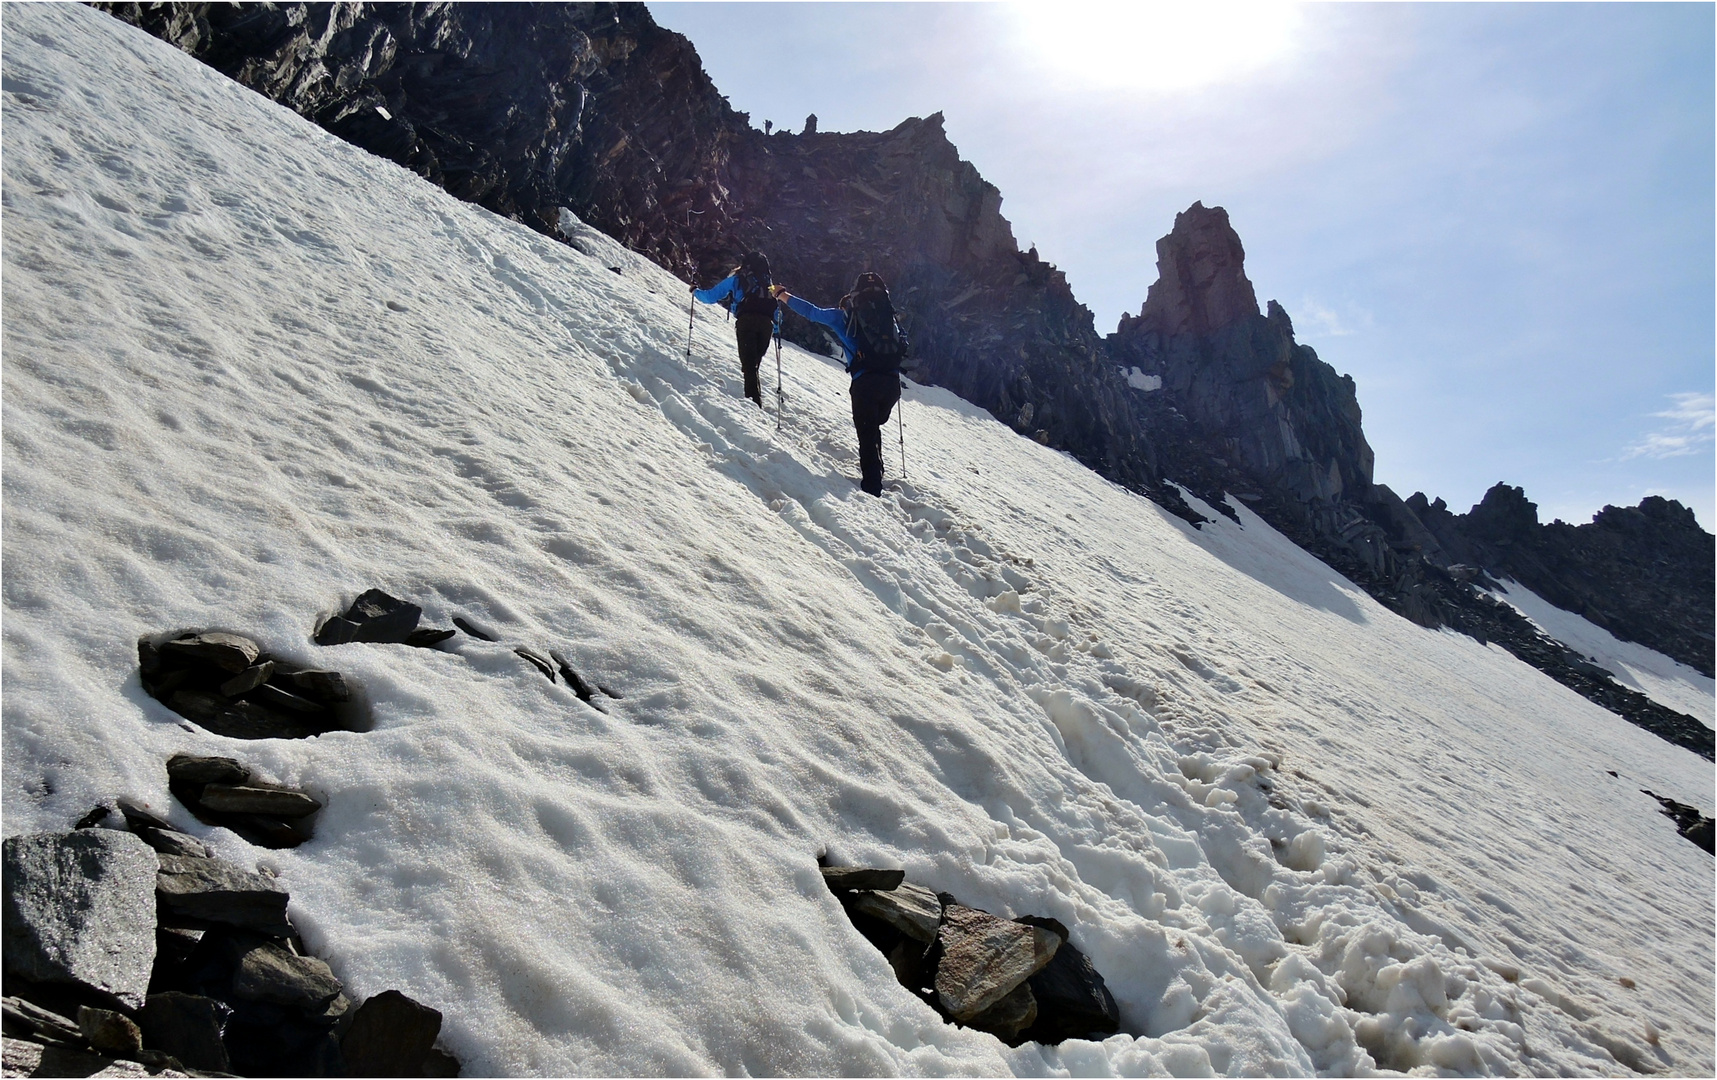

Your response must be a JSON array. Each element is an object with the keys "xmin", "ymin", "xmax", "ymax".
[{"xmin": 651, "ymin": 2, "xmax": 1716, "ymax": 530}]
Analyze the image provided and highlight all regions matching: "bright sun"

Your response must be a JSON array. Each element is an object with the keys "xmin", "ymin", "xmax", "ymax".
[{"xmin": 1008, "ymin": 2, "xmax": 1306, "ymax": 95}]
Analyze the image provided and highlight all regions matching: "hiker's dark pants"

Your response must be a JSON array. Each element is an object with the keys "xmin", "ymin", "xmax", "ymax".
[
  {"xmin": 849, "ymin": 370, "xmax": 901, "ymax": 497},
  {"xmin": 734, "ymin": 313, "xmax": 773, "ymax": 406}
]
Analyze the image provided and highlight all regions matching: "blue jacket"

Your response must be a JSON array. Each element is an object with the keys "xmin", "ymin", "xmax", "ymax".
[
  {"xmin": 783, "ymin": 294, "xmax": 908, "ymax": 378},
  {"xmin": 694, "ymin": 273, "xmax": 781, "ymax": 328}
]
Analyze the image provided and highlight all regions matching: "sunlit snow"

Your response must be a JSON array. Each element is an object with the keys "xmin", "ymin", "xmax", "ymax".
[{"xmin": 4, "ymin": 6, "xmax": 1711, "ymax": 1076}]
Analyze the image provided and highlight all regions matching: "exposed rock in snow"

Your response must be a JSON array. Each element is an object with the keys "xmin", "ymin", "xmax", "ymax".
[{"xmin": 2, "ymin": 831, "xmax": 159, "ymax": 1009}]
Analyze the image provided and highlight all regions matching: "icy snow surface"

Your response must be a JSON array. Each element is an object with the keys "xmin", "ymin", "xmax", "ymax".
[
  {"xmin": 4, "ymin": 6, "xmax": 1712, "ymax": 1076},
  {"xmin": 1485, "ymin": 580, "xmax": 1715, "ymax": 730}
]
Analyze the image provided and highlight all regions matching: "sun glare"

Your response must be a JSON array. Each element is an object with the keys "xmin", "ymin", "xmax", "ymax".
[{"xmin": 1008, "ymin": 2, "xmax": 1305, "ymax": 95}]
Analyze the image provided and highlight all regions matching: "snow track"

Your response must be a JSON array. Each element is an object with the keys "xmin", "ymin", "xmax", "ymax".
[{"xmin": 4, "ymin": 6, "xmax": 1711, "ymax": 1076}]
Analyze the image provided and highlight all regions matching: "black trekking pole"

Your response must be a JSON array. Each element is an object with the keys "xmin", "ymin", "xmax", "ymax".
[
  {"xmin": 685, "ymin": 287, "xmax": 696, "ymax": 358},
  {"xmin": 774, "ymin": 329, "xmax": 784, "ymax": 430},
  {"xmin": 898, "ymin": 376, "xmax": 906, "ymax": 480}
]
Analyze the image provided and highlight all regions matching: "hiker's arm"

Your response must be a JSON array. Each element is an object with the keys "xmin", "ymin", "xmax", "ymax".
[
  {"xmin": 779, "ymin": 292, "xmax": 843, "ymax": 331},
  {"xmin": 692, "ymin": 274, "xmax": 736, "ymax": 305}
]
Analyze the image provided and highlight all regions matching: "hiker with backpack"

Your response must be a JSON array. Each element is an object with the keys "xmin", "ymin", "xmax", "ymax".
[
  {"xmin": 691, "ymin": 251, "xmax": 780, "ymax": 408},
  {"xmin": 771, "ymin": 271, "xmax": 910, "ymax": 497}
]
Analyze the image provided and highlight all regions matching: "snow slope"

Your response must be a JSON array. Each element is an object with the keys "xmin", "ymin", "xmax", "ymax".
[
  {"xmin": 1485, "ymin": 580, "xmax": 1715, "ymax": 730},
  {"xmin": 4, "ymin": 6, "xmax": 1711, "ymax": 1075}
]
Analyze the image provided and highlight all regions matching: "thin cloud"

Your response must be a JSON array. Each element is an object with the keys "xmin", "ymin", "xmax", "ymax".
[{"xmin": 1621, "ymin": 392, "xmax": 1715, "ymax": 459}]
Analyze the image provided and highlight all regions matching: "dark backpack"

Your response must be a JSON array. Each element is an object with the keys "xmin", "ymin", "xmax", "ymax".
[
  {"xmin": 733, "ymin": 252, "xmax": 776, "ymax": 318},
  {"xmin": 845, "ymin": 275, "xmax": 908, "ymax": 371}
]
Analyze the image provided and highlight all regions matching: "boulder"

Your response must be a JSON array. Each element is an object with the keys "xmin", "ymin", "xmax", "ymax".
[
  {"xmin": 819, "ymin": 866, "xmax": 905, "ymax": 893},
  {"xmin": 154, "ymin": 854, "xmax": 292, "ymax": 937},
  {"xmin": 165, "ymin": 755, "xmax": 250, "ymax": 786},
  {"xmin": 934, "ymin": 904, "xmax": 1060, "ymax": 1023},
  {"xmin": 138, "ymin": 992, "xmax": 230, "ymax": 1072},
  {"xmin": 272, "ymin": 667, "xmax": 352, "ymax": 704},
  {"xmin": 2, "ymin": 831, "xmax": 159, "ymax": 1009},
  {"xmin": 161, "ymin": 632, "xmax": 260, "ymax": 673},
  {"xmin": 76, "ymin": 1005, "xmax": 143, "ymax": 1056},
  {"xmin": 852, "ymin": 881, "xmax": 941, "ymax": 942},
  {"xmin": 1014, "ymin": 917, "xmax": 1121, "ymax": 1043},
  {"xmin": 316, "ymin": 589, "xmax": 422, "ymax": 645},
  {"xmin": 219, "ymin": 661, "xmax": 275, "ymax": 697},
  {"xmin": 229, "ymin": 940, "xmax": 342, "ymax": 1010},
  {"xmin": 341, "ymin": 989, "xmax": 452, "ymax": 1077},
  {"xmin": 197, "ymin": 784, "xmax": 322, "ymax": 819},
  {"xmin": 966, "ymin": 980, "xmax": 1037, "ymax": 1043}
]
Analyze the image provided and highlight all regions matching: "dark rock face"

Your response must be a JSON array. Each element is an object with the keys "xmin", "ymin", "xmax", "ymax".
[
  {"xmin": 1445, "ymin": 486, "xmax": 1714, "ymax": 677},
  {"xmin": 138, "ymin": 991, "xmax": 232, "ymax": 1072},
  {"xmin": 155, "ymin": 854, "xmax": 293, "ymax": 938},
  {"xmin": 2, "ymin": 831, "xmax": 159, "ymax": 1009},
  {"xmin": 1112, "ymin": 204, "xmax": 1374, "ymax": 514},
  {"xmin": 341, "ymin": 989, "xmax": 457, "ymax": 1077}
]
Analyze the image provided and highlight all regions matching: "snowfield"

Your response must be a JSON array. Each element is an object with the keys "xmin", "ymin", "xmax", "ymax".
[{"xmin": 4, "ymin": 6, "xmax": 1711, "ymax": 1076}]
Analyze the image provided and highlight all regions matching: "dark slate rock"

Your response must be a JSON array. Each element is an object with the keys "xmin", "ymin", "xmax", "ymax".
[
  {"xmin": 515, "ymin": 647, "xmax": 556, "ymax": 681},
  {"xmin": 73, "ymin": 805, "xmax": 111, "ymax": 829},
  {"xmin": 1014, "ymin": 917, "xmax": 1120, "ymax": 1044},
  {"xmin": 2, "ymin": 831, "xmax": 158, "ymax": 1009},
  {"xmin": 340, "ymin": 989, "xmax": 450, "ymax": 1078},
  {"xmin": 967, "ymin": 979, "xmax": 1037, "ymax": 1043},
  {"xmin": 249, "ymin": 681, "xmax": 332, "ymax": 717},
  {"xmin": 197, "ymin": 784, "xmax": 322, "ymax": 819},
  {"xmin": 406, "ymin": 627, "xmax": 457, "ymax": 648},
  {"xmin": 162, "ymin": 632, "xmax": 260, "ymax": 673},
  {"xmin": 550, "ymin": 650, "xmax": 598, "ymax": 704},
  {"xmin": 131, "ymin": 826, "xmax": 213, "ymax": 860},
  {"xmin": 138, "ymin": 992, "xmax": 230, "ymax": 1072},
  {"xmin": 269, "ymin": 665, "xmax": 352, "ymax": 704},
  {"xmin": 852, "ymin": 881, "xmax": 941, "ymax": 943},
  {"xmin": 820, "ymin": 866, "xmax": 905, "ymax": 893},
  {"xmin": 934, "ymin": 904, "xmax": 1060, "ymax": 1023},
  {"xmin": 77, "ymin": 1005, "xmax": 143, "ymax": 1057},
  {"xmin": 2, "ymin": 995, "xmax": 83, "ymax": 1045},
  {"xmin": 225, "ymin": 998, "xmax": 344, "ymax": 1077},
  {"xmin": 317, "ymin": 589, "xmax": 422, "ymax": 645},
  {"xmin": 165, "ymin": 755, "xmax": 250, "ymax": 787},
  {"xmin": 155, "ymin": 854, "xmax": 292, "ymax": 937},
  {"xmin": 452, "ymin": 616, "xmax": 496, "ymax": 641},
  {"xmin": 167, "ymin": 690, "xmax": 317, "ymax": 740},
  {"xmin": 114, "ymin": 798, "xmax": 176, "ymax": 833},
  {"xmin": 230, "ymin": 941, "xmax": 342, "ymax": 1010},
  {"xmin": 220, "ymin": 661, "xmax": 276, "ymax": 697}
]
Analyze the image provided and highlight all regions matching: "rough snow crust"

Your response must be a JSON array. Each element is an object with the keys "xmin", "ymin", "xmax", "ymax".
[{"xmin": 4, "ymin": 7, "xmax": 1712, "ymax": 1076}]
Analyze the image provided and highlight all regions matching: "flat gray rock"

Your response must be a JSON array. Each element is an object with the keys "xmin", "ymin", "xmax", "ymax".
[
  {"xmin": 162, "ymin": 632, "xmax": 260, "ymax": 673},
  {"xmin": 155, "ymin": 854, "xmax": 291, "ymax": 937},
  {"xmin": 230, "ymin": 940, "xmax": 342, "ymax": 1010},
  {"xmin": 274, "ymin": 668, "xmax": 350, "ymax": 703},
  {"xmin": 2, "ymin": 831, "xmax": 158, "ymax": 1008},
  {"xmin": 219, "ymin": 660, "xmax": 275, "ymax": 697},
  {"xmin": 934, "ymin": 905, "xmax": 1061, "ymax": 1022},
  {"xmin": 853, "ymin": 881, "xmax": 942, "ymax": 942},
  {"xmin": 820, "ymin": 865, "xmax": 905, "ymax": 892},
  {"xmin": 197, "ymin": 784, "xmax": 321, "ymax": 819},
  {"xmin": 165, "ymin": 755, "xmax": 250, "ymax": 786}
]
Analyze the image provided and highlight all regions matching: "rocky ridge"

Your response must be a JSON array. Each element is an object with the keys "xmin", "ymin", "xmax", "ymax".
[{"xmin": 91, "ymin": 2, "xmax": 1712, "ymax": 753}]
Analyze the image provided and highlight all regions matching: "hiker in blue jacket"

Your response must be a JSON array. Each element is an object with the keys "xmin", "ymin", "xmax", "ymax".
[
  {"xmin": 692, "ymin": 250, "xmax": 780, "ymax": 407},
  {"xmin": 772, "ymin": 271, "xmax": 910, "ymax": 496}
]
